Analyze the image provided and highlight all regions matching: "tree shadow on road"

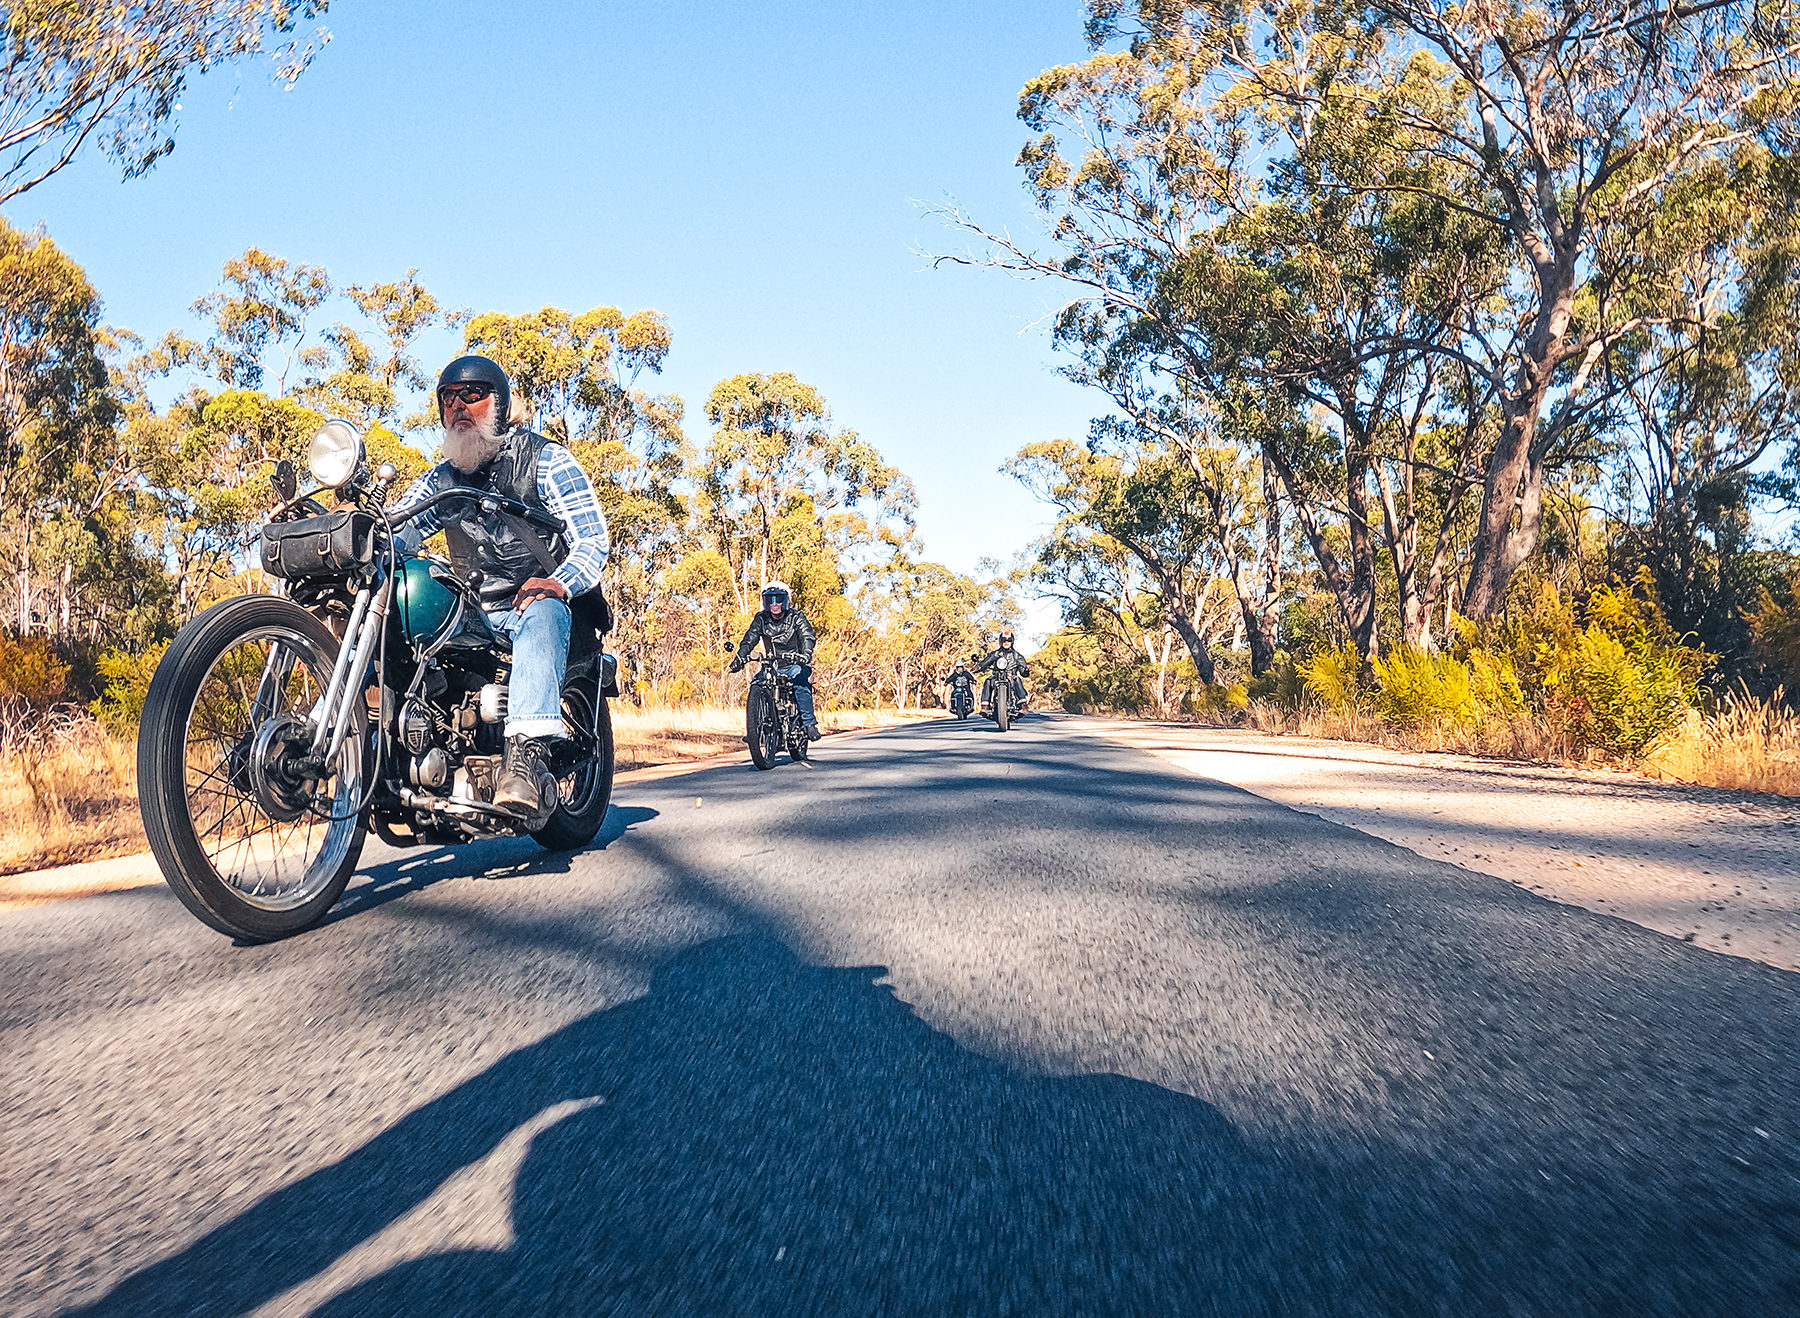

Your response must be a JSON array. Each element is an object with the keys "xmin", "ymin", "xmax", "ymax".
[
  {"xmin": 68, "ymin": 934, "xmax": 1321, "ymax": 1318},
  {"xmin": 65, "ymin": 927, "xmax": 1800, "ymax": 1318}
]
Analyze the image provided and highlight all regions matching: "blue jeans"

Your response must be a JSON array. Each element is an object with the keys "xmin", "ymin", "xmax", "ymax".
[
  {"xmin": 779, "ymin": 663, "xmax": 816, "ymax": 725},
  {"xmin": 485, "ymin": 598, "xmax": 571, "ymax": 741}
]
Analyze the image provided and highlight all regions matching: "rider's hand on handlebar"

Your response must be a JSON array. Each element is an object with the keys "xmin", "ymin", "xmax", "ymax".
[{"xmin": 728, "ymin": 655, "xmax": 745, "ymax": 674}]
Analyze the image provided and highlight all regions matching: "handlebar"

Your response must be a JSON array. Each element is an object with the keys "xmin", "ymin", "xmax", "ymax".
[{"xmin": 387, "ymin": 488, "xmax": 567, "ymax": 535}]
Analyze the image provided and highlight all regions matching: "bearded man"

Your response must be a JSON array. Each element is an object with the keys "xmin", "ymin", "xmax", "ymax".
[{"xmin": 390, "ymin": 354, "xmax": 611, "ymax": 822}]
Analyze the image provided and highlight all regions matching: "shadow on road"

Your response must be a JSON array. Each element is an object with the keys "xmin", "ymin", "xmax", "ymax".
[
  {"xmin": 67, "ymin": 928, "xmax": 1800, "ymax": 1318},
  {"xmin": 319, "ymin": 804, "xmax": 661, "ymax": 928}
]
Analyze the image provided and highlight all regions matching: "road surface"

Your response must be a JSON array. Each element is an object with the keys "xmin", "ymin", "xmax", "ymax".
[{"xmin": 2, "ymin": 714, "xmax": 1797, "ymax": 1316}]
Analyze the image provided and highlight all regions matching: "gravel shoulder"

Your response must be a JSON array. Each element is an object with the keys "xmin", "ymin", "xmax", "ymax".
[{"xmin": 1069, "ymin": 716, "xmax": 1800, "ymax": 973}]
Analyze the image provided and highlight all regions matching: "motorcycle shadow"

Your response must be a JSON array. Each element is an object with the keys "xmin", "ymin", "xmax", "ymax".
[{"xmin": 315, "ymin": 804, "xmax": 661, "ymax": 930}]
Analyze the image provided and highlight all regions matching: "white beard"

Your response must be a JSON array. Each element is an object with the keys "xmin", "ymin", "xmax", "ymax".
[{"xmin": 442, "ymin": 416, "xmax": 504, "ymax": 473}]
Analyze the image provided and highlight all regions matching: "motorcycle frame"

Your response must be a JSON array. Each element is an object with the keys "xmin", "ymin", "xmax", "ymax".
[{"xmin": 268, "ymin": 475, "xmax": 601, "ymax": 831}]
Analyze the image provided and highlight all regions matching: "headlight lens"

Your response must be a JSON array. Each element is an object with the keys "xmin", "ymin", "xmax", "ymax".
[{"xmin": 307, "ymin": 420, "xmax": 364, "ymax": 488}]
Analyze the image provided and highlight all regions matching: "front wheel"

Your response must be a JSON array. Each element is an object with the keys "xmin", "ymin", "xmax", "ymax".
[
  {"xmin": 994, "ymin": 685, "xmax": 1012, "ymax": 732},
  {"xmin": 746, "ymin": 686, "xmax": 778, "ymax": 769},
  {"xmin": 138, "ymin": 595, "xmax": 368, "ymax": 941}
]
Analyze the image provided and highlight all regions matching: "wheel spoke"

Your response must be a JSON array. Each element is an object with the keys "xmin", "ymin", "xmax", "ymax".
[{"xmin": 173, "ymin": 622, "xmax": 361, "ymax": 911}]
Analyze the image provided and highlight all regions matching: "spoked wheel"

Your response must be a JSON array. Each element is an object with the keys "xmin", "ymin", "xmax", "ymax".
[
  {"xmin": 138, "ymin": 595, "xmax": 368, "ymax": 941},
  {"xmin": 788, "ymin": 716, "xmax": 810, "ymax": 764},
  {"xmin": 746, "ymin": 686, "xmax": 779, "ymax": 769},
  {"xmin": 531, "ymin": 680, "xmax": 615, "ymax": 851}
]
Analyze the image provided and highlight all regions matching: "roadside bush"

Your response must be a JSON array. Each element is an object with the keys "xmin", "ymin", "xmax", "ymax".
[
  {"xmin": 1749, "ymin": 571, "xmax": 1800, "ymax": 692},
  {"xmin": 91, "ymin": 642, "xmax": 169, "ymax": 735},
  {"xmin": 1299, "ymin": 641, "xmax": 1362, "ymax": 710},
  {"xmin": 1373, "ymin": 647, "xmax": 1479, "ymax": 730},
  {"xmin": 1565, "ymin": 627, "xmax": 1693, "ymax": 755}
]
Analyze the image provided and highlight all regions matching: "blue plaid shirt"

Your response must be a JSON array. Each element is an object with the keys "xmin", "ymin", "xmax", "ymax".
[{"xmin": 393, "ymin": 441, "xmax": 611, "ymax": 597}]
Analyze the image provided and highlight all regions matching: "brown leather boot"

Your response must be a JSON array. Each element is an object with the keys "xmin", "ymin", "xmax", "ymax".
[{"xmin": 494, "ymin": 735, "xmax": 554, "ymax": 821}]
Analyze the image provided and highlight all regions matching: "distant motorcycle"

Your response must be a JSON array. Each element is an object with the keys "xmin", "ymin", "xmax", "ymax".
[
  {"xmin": 983, "ymin": 653, "xmax": 1019, "ymax": 732},
  {"xmin": 732, "ymin": 649, "xmax": 810, "ymax": 768},
  {"xmin": 948, "ymin": 665, "xmax": 974, "ymax": 718}
]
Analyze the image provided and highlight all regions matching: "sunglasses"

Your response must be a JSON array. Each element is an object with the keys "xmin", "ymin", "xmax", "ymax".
[{"xmin": 439, "ymin": 382, "xmax": 496, "ymax": 405}]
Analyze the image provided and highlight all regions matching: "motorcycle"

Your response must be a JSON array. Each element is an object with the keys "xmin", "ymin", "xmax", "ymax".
[
  {"xmin": 137, "ymin": 420, "xmax": 618, "ymax": 942},
  {"xmin": 948, "ymin": 665, "xmax": 974, "ymax": 718},
  {"xmin": 733, "ymin": 648, "xmax": 810, "ymax": 768},
  {"xmin": 983, "ymin": 653, "xmax": 1019, "ymax": 732}
]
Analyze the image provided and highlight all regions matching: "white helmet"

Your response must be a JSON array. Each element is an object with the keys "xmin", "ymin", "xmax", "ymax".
[{"xmin": 760, "ymin": 580, "xmax": 793, "ymax": 612}]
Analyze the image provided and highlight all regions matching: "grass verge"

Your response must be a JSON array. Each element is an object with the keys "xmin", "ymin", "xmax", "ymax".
[
  {"xmin": 1212, "ymin": 692, "xmax": 1800, "ymax": 796},
  {"xmin": 0, "ymin": 704, "xmax": 937, "ymax": 878}
]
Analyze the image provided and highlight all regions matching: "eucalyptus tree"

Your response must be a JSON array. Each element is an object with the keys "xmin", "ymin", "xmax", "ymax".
[
  {"xmin": 947, "ymin": 0, "xmax": 1800, "ymax": 635},
  {"xmin": 0, "ymin": 217, "xmax": 117, "ymax": 633},
  {"xmin": 0, "ymin": 0, "xmax": 331, "ymax": 204},
  {"xmin": 698, "ymin": 372, "xmax": 915, "ymax": 600},
  {"xmin": 1007, "ymin": 437, "xmax": 1238, "ymax": 682}
]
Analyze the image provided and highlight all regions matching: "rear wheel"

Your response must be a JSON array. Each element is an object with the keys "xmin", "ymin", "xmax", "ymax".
[
  {"xmin": 746, "ymin": 686, "xmax": 778, "ymax": 769},
  {"xmin": 138, "ymin": 595, "xmax": 367, "ymax": 941},
  {"xmin": 530, "ymin": 682, "xmax": 614, "ymax": 851}
]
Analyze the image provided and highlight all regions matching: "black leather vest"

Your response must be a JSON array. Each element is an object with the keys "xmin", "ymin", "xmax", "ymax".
[{"xmin": 435, "ymin": 429, "xmax": 570, "ymax": 608}]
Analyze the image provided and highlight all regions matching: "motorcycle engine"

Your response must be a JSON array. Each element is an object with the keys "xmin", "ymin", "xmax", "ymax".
[{"xmin": 397, "ymin": 698, "xmax": 451, "ymax": 789}]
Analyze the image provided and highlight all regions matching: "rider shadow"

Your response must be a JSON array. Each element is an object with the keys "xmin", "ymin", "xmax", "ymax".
[
  {"xmin": 318, "ymin": 805, "xmax": 660, "ymax": 928},
  {"xmin": 76, "ymin": 935, "xmax": 1300, "ymax": 1318}
]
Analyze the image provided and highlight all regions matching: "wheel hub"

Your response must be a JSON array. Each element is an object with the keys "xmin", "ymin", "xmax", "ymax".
[{"xmin": 248, "ymin": 715, "xmax": 318, "ymax": 823}]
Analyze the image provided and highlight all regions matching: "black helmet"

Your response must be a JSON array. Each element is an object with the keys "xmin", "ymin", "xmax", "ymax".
[
  {"xmin": 999, "ymin": 628, "xmax": 1015, "ymax": 648},
  {"xmin": 761, "ymin": 580, "xmax": 792, "ymax": 613},
  {"xmin": 436, "ymin": 354, "xmax": 512, "ymax": 427}
]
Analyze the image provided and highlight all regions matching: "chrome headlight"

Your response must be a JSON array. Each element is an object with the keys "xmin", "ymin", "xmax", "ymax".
[{"xmin": 307, "ymin": 419, "xmax": 364, "ymax": 488}]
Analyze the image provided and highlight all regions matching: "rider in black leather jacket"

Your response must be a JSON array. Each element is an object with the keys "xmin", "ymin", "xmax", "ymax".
[
  {"xmin": 975, "ymin": 628, "xmax": 1029, "ymax": 711},
  {"xmin": 729, "ymin": 581, "xmax": 820, "ymax": 738}
]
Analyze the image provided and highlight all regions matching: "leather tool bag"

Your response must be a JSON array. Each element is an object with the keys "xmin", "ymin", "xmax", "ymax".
[{"xmin": 260, "ymin": 508, "xmax": 376, "ymax": 580}]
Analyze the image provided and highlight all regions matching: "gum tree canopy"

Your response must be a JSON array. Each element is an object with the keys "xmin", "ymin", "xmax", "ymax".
[
  {"xmin": 948, "ymin": 0, "xmax": 1800, "ymax": 630},
  {"xmin": 0, "ymin": 0, "xmax": 331, "ymax": 204}
]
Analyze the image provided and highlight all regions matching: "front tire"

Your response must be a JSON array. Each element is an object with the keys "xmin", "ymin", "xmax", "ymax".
[
  {"xmin": 138, "ymin": 595, "xmax": 367, "ymax": 941},
  {"xmin": 994, "ymin": 685, "xmax": 1012, "ymax": 732},
  {"xmin": 746, "ymin": 687, "xmax": 778, "ymax": 769}
]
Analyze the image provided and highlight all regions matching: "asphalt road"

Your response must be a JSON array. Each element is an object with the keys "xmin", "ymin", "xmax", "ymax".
[{"xmin": 3, "ymin": 713, "xmax": 1797, "ymax": 1317}]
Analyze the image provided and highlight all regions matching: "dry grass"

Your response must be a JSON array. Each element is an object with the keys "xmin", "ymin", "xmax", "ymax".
[
  {"xmin": 1642, "ymin": 697, "xmax": 1800, "ymax": 796},
  {"xmin": 1234, "ymin": 700, "xmax": 1583, "ymax": 764},
  {"xmin": 1215, "ymin": 691, "xmax": 1800, "ymax": 795},
  {"xmin": 0, "ymin": 718, "xmax": 142, "ymax": 876},
  {"xmin": 0, "ymin": 704, "xmax": 938, "ymax": 876}
]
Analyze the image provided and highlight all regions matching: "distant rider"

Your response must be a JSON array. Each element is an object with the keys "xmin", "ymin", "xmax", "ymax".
[
  {"xmin": 729, "ymin": 581, "xmax": 820, "ymax": 740},
  {"xmin": 974, "ymin": 628, "xmax": 1029, "ymax": 713}
]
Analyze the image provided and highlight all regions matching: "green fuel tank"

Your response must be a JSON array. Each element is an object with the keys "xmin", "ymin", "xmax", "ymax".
[{"xmin": 394, "ymin": 556, "xmax": 459, "ymax": 645}]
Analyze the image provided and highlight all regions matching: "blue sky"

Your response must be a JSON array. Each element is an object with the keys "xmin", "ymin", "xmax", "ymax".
[{"xmin": 10, "ymin": 0, "xmax": 1111, "ymax": 638}]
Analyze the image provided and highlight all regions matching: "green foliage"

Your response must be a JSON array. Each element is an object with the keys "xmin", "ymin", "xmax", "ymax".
[
  {"xmin": 1750, "ymin": 572, "xmax": 1800, "ymax": 690},
  {"xmin": 1299, "ymin": 642, "xmax": 1362, "ymax": 711},
  {"xmin": 91, "ymin": 642, "xmax": 168, "ymax": 734},
  {"xmin": 0, "ymin": 0, "xmax": 330, "ymax": 205},
  {"xmin": 0, "ymin": 633, "xmax": 70, "ymax": 706},
  {"xmin": 1563, "ymin": 628, "xmax": 1694, "ymax": 755},
  {"xmin": 1372, "ymin": 648, "xmax": 1479, "ymax": 731}
]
